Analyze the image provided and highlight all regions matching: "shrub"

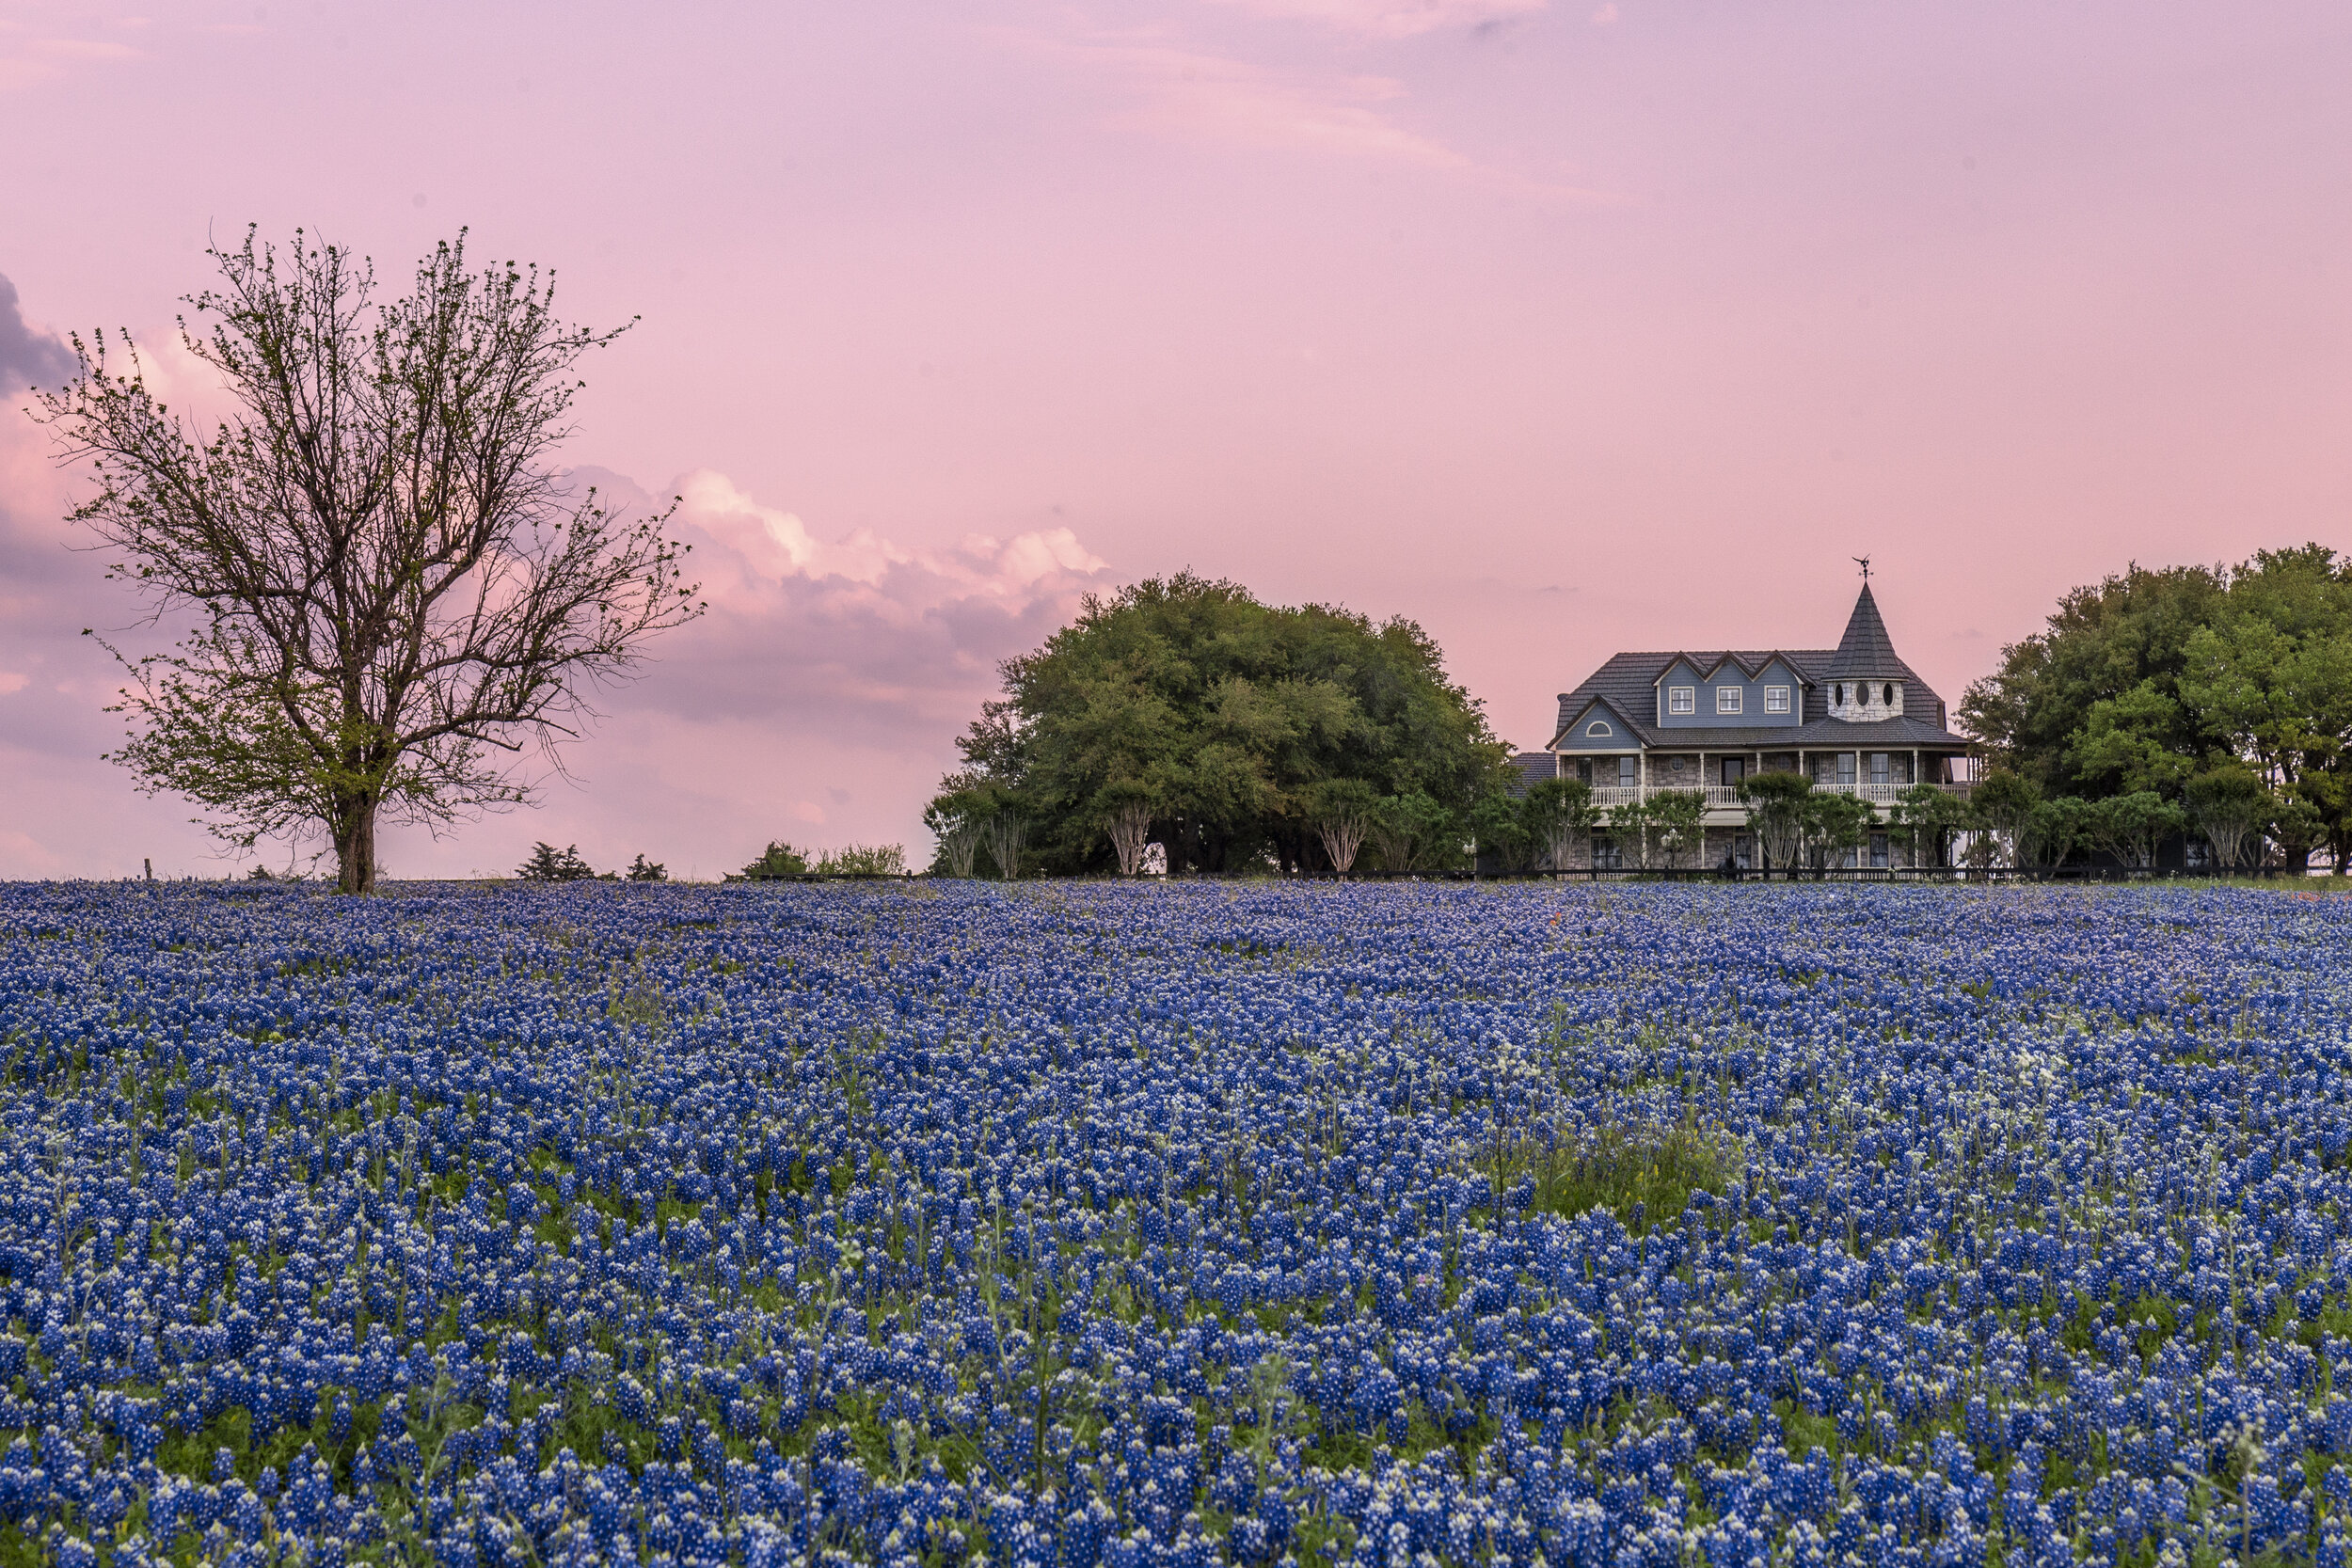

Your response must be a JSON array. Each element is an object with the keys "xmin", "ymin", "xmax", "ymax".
[
  {"xmin": 736, "ymin": 842, "xmax": 811, "ymax": 879},
  {"xmin": 816, "ymin": 844, "xmax": 907, "ymax": 877},
  {"xmin": 516, "ymin": 843, "xmax": 596, "ymax": 881}
]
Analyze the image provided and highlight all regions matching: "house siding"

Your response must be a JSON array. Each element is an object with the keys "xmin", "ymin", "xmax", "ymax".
[
  {"xmin": 1655, "ymin": 658, "xmax": 1806, "ymax": 730},
  {"xmin": 1554, "ymin": 702, "xmax": 1645, "ymax": 752}
]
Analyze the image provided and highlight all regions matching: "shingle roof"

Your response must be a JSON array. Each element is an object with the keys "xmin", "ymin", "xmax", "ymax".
[
  {"xmin": 1822, "ymin": 584, "xmax": 1911, "ymax": 682},
  {"xmin": 1550, "ymin": 651, "xmax": 1831, "ymax": 747},
  {"xmin": 1504, "ymin": 752, "xmax": 1557, "ymax": 799},
  {"xmin": 1546, "ymin": 589, "xmax": 1965, "ymax": 752}
]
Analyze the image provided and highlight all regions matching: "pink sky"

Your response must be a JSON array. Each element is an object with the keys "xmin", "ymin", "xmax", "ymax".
[{"xmin": 4, "ymin": 1, "xmax": 2350, "ymax": 879}]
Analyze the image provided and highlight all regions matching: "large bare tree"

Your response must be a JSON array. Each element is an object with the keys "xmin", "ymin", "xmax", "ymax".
[{"xmin": 40, "ymin": 230, "xmax": 700, "ymax": 892}]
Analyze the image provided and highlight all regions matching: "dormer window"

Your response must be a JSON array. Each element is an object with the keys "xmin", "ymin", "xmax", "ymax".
[
  {"xmin": 1667, "ymin": 686, "xmax": 1694, "ymax": 715},
  {"xmin": 1764, "ymin": 686, "xmax": 1790, "ymax": 714},
  {"xmin": 1716, "ymin": 687, "xmax": 1742, "ymax": 714}
]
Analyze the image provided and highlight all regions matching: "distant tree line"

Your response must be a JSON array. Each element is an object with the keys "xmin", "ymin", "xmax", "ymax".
[
  {"xmin": 1961, "ymin": 545, "xmax": 2352, "ymax": 872},
  {"xmin": 728, "ymin": 843, "xmax": 908, "ymax": 879},
  {"xmin": 516, "ymin": 844, "xmax": 670, "ymax": 882},
  {"xmin": 508, "ymin": 841, "xmax": 909, "ymax": 882}
]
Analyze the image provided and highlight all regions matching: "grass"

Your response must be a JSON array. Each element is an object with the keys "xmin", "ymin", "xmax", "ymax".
[{"xmin": 1487, "ymin": 1119, "xmax": 1737, "ymax": 1226}]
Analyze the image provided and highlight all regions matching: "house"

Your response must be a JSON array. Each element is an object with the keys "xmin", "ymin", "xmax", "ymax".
[{"xmin": 1530, "ymin": 580, "xmax": 1974, "ymax": 869}]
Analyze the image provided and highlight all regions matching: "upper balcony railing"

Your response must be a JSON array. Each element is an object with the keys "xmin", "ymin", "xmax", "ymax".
[{"xmin": 1588, "ymin": 781, "xmax": 1974, "ymax": 810}]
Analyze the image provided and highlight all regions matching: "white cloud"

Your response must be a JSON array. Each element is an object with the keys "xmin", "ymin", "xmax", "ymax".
[
  {"xmin": 566, "ymin": 467, "xmax": 1112, "ymax": 748},
  {"xmin": 0, "ymin": 19, "xmax": 144, "ymax": 91},
  {"xmin": 32, "ymin": 37, "xmax": 139, "ymax": 59},
  {"xmin": 1023, "ymin": 31, "xmax": 1624, "ymax": 202},
  {"xmin": 671, "ymin": 467, "xmax": 1106, "ymax": 610},
  {"xmin": 1028, "ymin": 33, "xmax": 1475, "ymax": 174},
  {"xmin": 1200, "ymin": 0, "xmax": 1547, "ymax": 39}
]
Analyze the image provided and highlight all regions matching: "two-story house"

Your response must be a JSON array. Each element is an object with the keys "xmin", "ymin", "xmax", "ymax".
[{"xmin": 1534, "ymin": 580, "xmax": 1974, "ymax": 869}]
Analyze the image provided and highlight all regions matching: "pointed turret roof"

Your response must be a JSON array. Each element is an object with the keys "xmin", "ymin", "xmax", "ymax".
[{"xmin": 1823, "ymin": 583, "xmax": 1910, "ymax": 682}]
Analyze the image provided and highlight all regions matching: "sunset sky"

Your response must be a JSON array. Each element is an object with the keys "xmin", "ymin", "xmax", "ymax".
[{"xmin": 4, "ymin": 1, "xmax": 2349, "ymax": 879}]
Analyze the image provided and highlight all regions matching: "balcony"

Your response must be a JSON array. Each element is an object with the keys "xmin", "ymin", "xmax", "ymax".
[
  {"xmin": 1589, "ymin": 781, "xmax": 1973, "ymax": 812},
  {"xmin": 1814, "ymin": 781, "xmax": 1976, "ymax": 805}
]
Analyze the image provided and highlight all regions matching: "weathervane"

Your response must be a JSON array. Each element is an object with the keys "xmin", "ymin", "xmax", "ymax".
[{"xmin": 1852, "ymin": 556, "xmax": 1871, "ymax": 581}]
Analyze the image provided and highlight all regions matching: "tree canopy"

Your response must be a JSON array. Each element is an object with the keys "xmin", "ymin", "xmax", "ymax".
[
  {"xmin": 1963, "ymin": 546, "xmax": 2352, "ymax": 869},
  {"xmin": 930, "ymin": 574, "xmax": 1511, "ymax": 874}
]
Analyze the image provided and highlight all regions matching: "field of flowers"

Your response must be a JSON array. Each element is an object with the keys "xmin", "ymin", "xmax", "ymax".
[{"xmin": 0, "ymin": 879, "xmax": 2345, "ymax": 1568}]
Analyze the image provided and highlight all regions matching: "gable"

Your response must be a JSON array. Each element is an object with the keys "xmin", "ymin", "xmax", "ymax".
[
  {"xmin": 1656, "ymin": 657, "xmax": 1707, "ymax": 689},
  {"xmin": 1554, "ymin": 697, "xmax": 1643, "ymax": 751}
]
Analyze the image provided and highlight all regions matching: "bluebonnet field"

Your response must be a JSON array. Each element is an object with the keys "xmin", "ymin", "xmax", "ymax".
[{"xmin": 0, "ymin": 879, "xmax": 2345, "ymax": 1568}]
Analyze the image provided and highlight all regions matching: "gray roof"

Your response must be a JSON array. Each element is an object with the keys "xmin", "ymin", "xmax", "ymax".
[
  {"xmin": 1546, "ymin": 588, "xmax": 1966, "ymax": 752},
  {"xmin": 1822, "ymin": 584, "xmax": 1910, "ymax": 681},
  {"xmin": 1504, "ymin": 751, "xmax": 1557, "ymax": 799}
]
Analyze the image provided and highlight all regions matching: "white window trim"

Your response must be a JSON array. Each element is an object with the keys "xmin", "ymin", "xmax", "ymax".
[
  {"xmin": 1764, "ymin": 686, "xmax": 1790, "ymax": 713},
  {"xmin": 1716, "ymin": 687, "xmax": 1742, "ymax": 714},
  {"xmin": 1585, "ymin": 720, "xmax": 1613, "ymax": 736},
  {"xmin": 1667, "ymin": 686, "xmax": 1695, "ymax": 715}
]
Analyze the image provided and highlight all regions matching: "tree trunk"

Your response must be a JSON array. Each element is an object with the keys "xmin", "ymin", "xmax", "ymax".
[
  {"xmin": 333, "ymin": 792, "xmax": 379, "ymax": 895},
  {"xmin": 1106, "ymin": 803, "xmax": 1153, "ymax": 876}
]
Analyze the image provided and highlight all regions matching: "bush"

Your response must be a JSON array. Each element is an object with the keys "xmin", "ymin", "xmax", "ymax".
[
  {"xmin": 736, "ymin": 842, "xmax": 811, "ymax": 879},
  {"xmin": 816, "ymin": 844, "xmax": 907, "ymax": 877},
  {"xmin": 516, "ymin": 843, "xmax": 596, "ymax": 881}
]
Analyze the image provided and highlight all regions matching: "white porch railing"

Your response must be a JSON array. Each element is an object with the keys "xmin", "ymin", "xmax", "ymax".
[
  {"xmin": 1585, "ymin": 781, "xmax": 1974, "ymax": 811},
  {"xmin": 1812, "ymin": 781, "xmax": 1977, "ymax": 804}
]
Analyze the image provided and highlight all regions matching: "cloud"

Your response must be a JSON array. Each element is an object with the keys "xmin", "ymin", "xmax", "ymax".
[
  {"xmin": 0, "ymin": 275, "xmax": 73, "ymax": 393},
  {"xmin": 1108, "ymin": 45, "xmax": 1471, "ymax": 170},
  {"xmin": 1028, "ymin": 32, "xmax": 1623, "ymax": 201},
  {"xmin": 30, "ymin": 38, "xmax": 139, "ymax": 61},
  {"xmin": 1200, "ymin": 0, "xmax": 1548, "ymax": 38},
  {"xmin": 572, "ymin": 467, "xmax": 1112, "ymax": 752},
  {"xmin": 0, "ymin": 21, "xmax": 144, "ymax": 92}
]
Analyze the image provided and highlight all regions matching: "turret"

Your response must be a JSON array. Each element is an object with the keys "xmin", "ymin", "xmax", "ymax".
[{"xmin": 1822, "ymin": 583, "xmax": 1908, "ymax": 721}]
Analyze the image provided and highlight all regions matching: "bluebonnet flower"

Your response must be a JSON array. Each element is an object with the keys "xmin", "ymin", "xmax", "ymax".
[{"xmin": 0, "ymin": 880, "xmax": 2347, "ymax": 1560}]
